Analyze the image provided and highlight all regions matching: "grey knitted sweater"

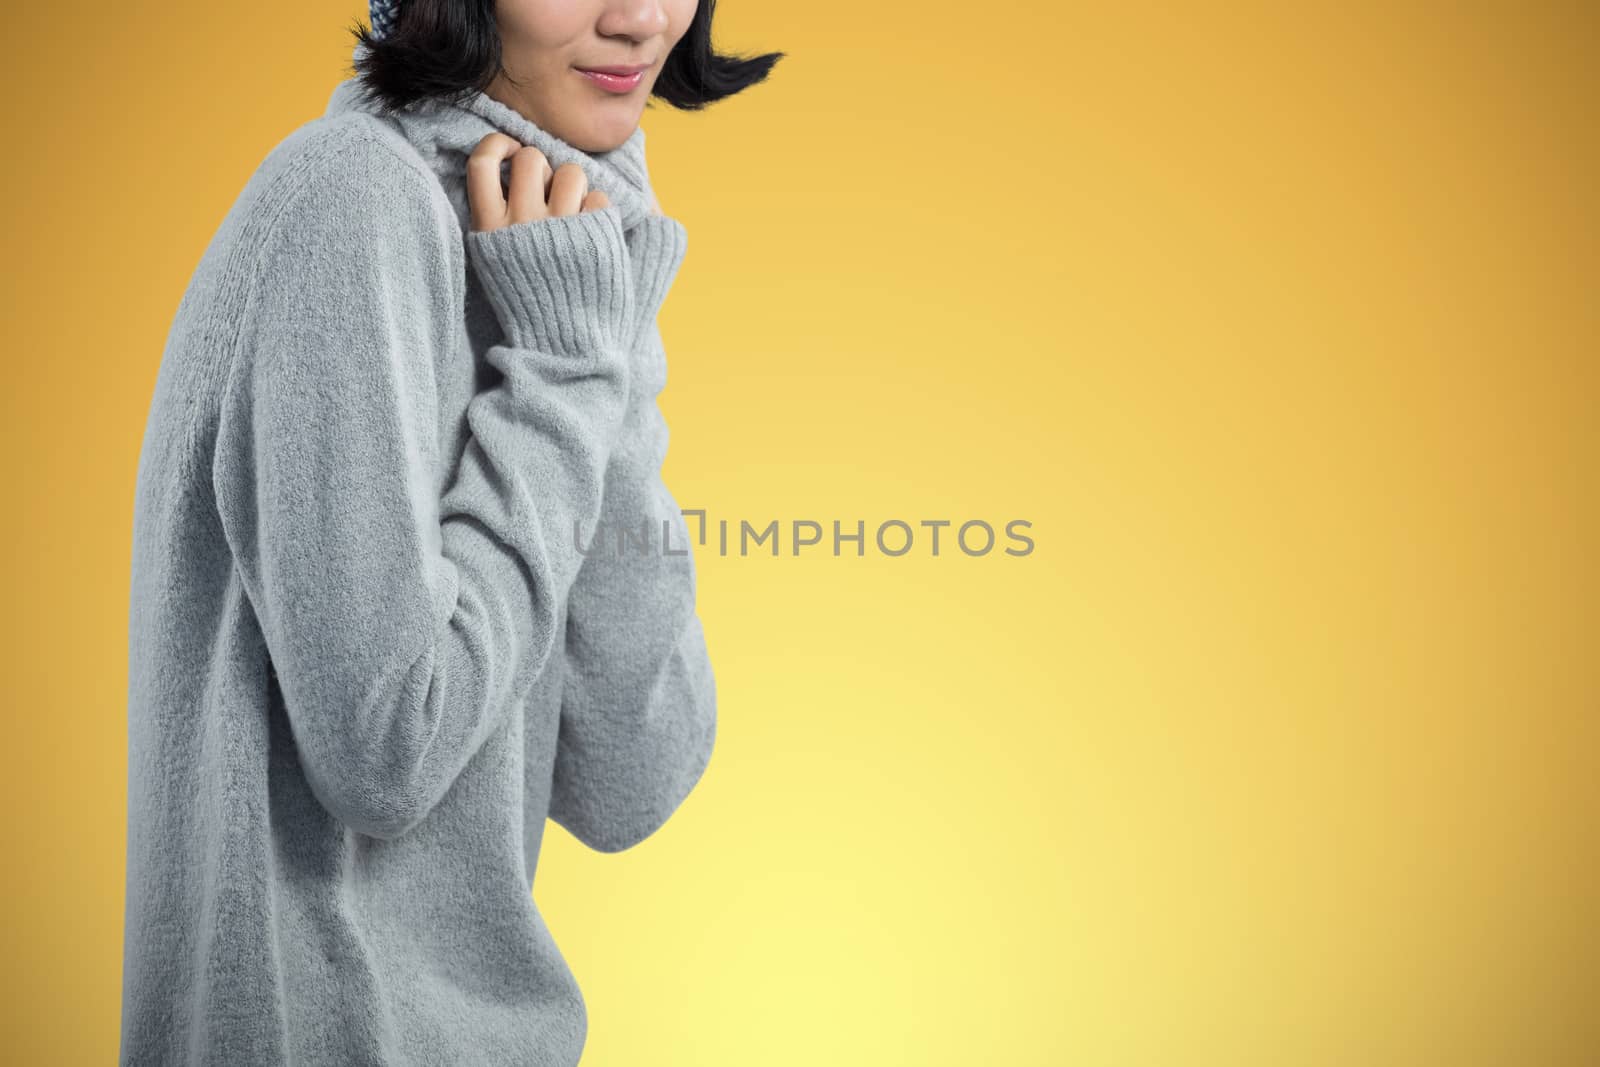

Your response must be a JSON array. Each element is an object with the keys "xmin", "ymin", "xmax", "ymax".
[{"xmin": 120, "ymin": 49, "xmax": 716, "ymax": 1066}]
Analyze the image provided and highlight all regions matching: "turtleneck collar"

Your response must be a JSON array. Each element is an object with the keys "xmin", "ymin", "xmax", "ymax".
[
  {"xmin": 323, "ymin": 43, "xmax": 690, "ymax": 356},
  {"xmin": 325, "ymin": 42, "xmax": 662, "ymax": 233}
]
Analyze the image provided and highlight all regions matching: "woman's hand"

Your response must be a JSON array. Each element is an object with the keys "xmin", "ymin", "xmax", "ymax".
[{"xmin": 466, "ymin": 132, "xmax": 612, "ymax": 233}]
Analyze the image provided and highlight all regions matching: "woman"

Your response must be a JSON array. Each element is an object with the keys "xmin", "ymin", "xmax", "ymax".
[{"xmin": 120, "ymin": 2, "xmax": 779, "ymax": 1063}]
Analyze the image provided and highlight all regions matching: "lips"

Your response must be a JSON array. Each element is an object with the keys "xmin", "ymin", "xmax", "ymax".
[
  {"xmin": 577, "ymin": 64, "xmax": 651, "ymax": 76},
  {"xmin": 575, "ymin": 65, "xmax": 648, "ymax": 93}
]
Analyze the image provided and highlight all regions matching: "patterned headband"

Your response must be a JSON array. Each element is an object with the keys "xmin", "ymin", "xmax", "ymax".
[{"xmin": 368, "ymin": 0, "xmax": 406, "ymax": 40}]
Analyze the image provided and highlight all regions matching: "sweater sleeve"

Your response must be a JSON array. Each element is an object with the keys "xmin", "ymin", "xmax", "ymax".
[
  {"xmin": 212, "ymin": 134, "xmax": 633, "ymax": 841},
  {"xmin": 549, "ymin": 215, "xmax": 717, "ymax": 853}
]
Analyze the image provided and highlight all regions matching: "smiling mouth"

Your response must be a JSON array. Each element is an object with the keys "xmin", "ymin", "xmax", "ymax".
[
  {"xmin": 577, "ymin": 63, "xmax": 651, "ymax": 75},
  {"xmin": 574, "ymin": 63, "xmax": 651, "ymax": 93}
]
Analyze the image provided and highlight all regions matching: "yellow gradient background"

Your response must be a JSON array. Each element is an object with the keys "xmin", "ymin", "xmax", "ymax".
[{"xmin": 2, "ymin": 2, "xmax": 1595, "ymax": 1064}]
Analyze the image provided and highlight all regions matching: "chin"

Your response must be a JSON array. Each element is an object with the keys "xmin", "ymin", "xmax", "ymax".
[
  {"xmin": 568, "ymin": 133, "xmax": 625, "ymax": 153},
  {"xmin": 559, "ymin": 107, "xmax": 642, "ymax": 154}
]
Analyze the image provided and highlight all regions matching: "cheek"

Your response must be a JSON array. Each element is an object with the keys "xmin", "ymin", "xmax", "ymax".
[
  {"xmin": 500, "ymin": 0, "xmax": 592, "ymax": 48},
  {"xmin": 664, "ymin": 0, "xmax": 699, "ymax": 43}
]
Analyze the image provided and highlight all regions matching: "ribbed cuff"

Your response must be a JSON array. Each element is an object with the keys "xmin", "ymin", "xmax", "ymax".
[
  {"xmin": 465, "ymin": 204, "xmax": 634, "ymax": 358},
  {"xmin": 623, "ymin": 213, "xmax": 689, "ymax": 351}
]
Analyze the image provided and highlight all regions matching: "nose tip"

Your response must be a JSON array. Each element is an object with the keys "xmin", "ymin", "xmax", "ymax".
[{"xmin": 598, "ymin": 1, "xmax": 672, "ymax": 41}]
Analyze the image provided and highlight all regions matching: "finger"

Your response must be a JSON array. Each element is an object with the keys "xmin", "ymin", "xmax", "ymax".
[
  {"xmin": 465, "ymin": 133, "xmax": 520, "ymax": 231},
  {"xmin": 546, "ymin": 162, "xmax": 589, "ymax": 218},
  {"xmin": 506, "ymin": 147, "xmax": 552, "ymax": 224},
  {"xmin": 581, "ymin": 189, "xmax": 611, "ymax": 214}
]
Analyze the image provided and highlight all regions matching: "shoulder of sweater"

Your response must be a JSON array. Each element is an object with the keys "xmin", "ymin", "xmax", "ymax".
[
  {"xmin": 211, "ymin": 112, "xmax": 465, "ymax": 394},
  {"xmin": 224, "ymin": 113, "xmax": 466, "ymax": 319},
  {"xmin": 240, "ymin": 111, "xmax": 460, "ymax": 258}
]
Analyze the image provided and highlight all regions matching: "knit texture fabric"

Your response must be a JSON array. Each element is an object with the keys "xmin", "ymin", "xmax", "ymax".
[
  {"xmin": 120, "ymin": 40, "xmax": 714, "ymax": 1065},
  {"xmin": 368, "ymin": 0, "xmax": 405, "ymax": 40}
]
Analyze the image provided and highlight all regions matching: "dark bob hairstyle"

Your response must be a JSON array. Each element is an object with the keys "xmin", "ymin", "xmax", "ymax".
[{"xmin": 348, "ymin": 0, "xmax": 783, "ymax": 115}]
